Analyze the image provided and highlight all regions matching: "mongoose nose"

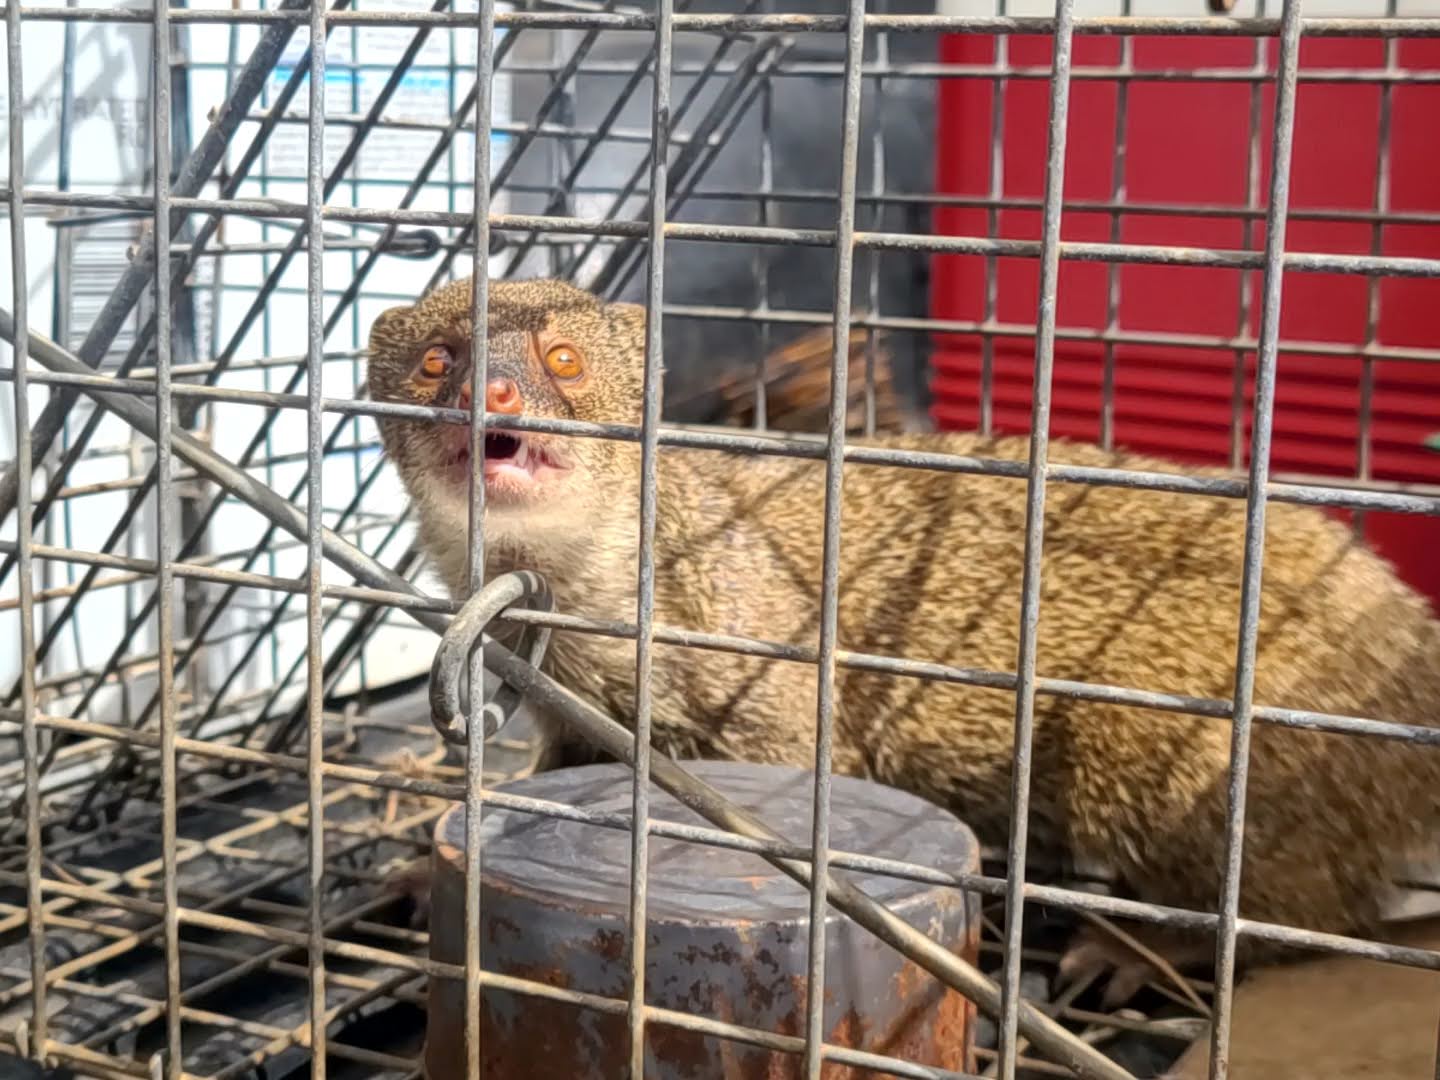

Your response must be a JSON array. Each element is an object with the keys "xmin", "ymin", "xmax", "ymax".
[{"xmin": 484, "ymin": 377, "xmax": 523, "ymax": 415}]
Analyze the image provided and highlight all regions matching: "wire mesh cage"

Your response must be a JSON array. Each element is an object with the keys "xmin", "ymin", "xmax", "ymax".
[{"xmin": 1, "ymin": 0, "xmax": 1438, "ymax": 1076}]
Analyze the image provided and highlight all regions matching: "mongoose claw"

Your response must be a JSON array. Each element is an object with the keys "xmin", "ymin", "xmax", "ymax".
[
  {"xmin": 1056, "ymin": 921, "xmax": 1214, "ymax": 1012},
  {"xmin": 382, "ymin": 856, "xmax": 433, "ymax": 929},
  {"xmin": 1056, "ymin": 932, "xmax": 1156, "ymax": 1008}
]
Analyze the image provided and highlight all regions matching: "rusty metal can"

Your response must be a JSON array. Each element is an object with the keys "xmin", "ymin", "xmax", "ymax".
[{"xmin": 425, "ymin": 761, "xmax": 981, "ymax": 1079}]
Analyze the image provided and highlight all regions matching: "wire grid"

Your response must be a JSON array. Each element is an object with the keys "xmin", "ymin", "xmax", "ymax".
[{"xmin": 1, "ymin": 0, "xmax": 1440, "ymax": 1078}]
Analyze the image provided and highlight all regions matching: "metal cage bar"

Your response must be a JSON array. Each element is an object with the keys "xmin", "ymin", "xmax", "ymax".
[
  {"xmin": 7, "ymin": 7, "xmax": 1440, "ymax": 33},
  {"xmin": 1097, "ymin": 0, "xmax": 1130, "ymax": 453},
  {"xmin": 625, "ymin": 0, "xmax": 674, "ymax": 1068},
  {"xmin": 10, "ymin": 189, "xmax": 1440, "ymax": 278},
  {"xmin": 1356, "ymin": 0, "xmax": 1400, "ymax": 538},
  {"xmin": 302, "ymin": 0, "xmax": 331, "ymax": 1068},
  {"xmin": 5, "ymin": 0, "xmax": 47, "ymax": 1060},
  {"xmin": 3, "ymin": 3, "xmax": 1439, "ymax": 1078},
  {"xmin": 463, "ymin": 0, "xmax": 500, "ymax": 1072},
  {"xmin": 1207, "ymin": 0, "xmax": 1304, "ymax": 1075},
  {"xmin": 150, "ymin": 0, "xmax": 184, "ymax": 1075},
  {"xmin": 994, "ymin": 0, "xmax": 1074, "ymax": 1072},
  {"xmin": 802, "ymin": 0, "xmax": 867, "ymax": 1067}
]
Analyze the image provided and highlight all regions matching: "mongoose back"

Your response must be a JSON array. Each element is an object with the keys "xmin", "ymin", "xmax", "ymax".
[{"xmin": 366, "ymin": 277, "xmax": 1440, "ymax": 993}]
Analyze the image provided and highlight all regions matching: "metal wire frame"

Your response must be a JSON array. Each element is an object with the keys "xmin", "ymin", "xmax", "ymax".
[
  {"xmin": 460, "ymin": 0, "xmax": 503, "ymax": 1073},
  {"xmin": 995, "ymin": 0, "xmax": 1074, "ymax": 1071},
  {"xmin": 301, "ymin": 0, "xmax": 331, "ymax": 1073},
  {"xmin": 619, "ymin": 0, "xmax": 671, "ymax": 1073},
  {"xmin": 8, "ymin": 7, "xmax": 1440, "ymax": 34},
  {"xmin": 151, "ymin": 0, "xmax": 184, "ymax": 1073},
  {"xmin": 188, "ymin": 54, "xmax": 1440, "ymax": 82},
  {"xmin": 5, "ymin": 0, "xmax": 44, "ymax": 1064},
  {"xmin": 1208, "ymin": 2, "xmax": 1303, "ymax": 1074},
  {"xmin": 0, "ymin": 0, "xmax": 773, "ymax": 809},
  {"xmin": 0, "ymin": 733, "xmax": 1211, "ymax": 1080},
  {"xmin": 0, "ymin": 715, "xmax": 475, "ymax": 1079},
  {"xmin": 11, "ymin": 189, "xmax": 1440, "ymax": 277},
  {"xmin": 3, "ymin": 310, "xmax": 1130, "ymax": 1080},
  {"xmin": 8, "ymin": 308, "xmax": 1440, "ymax": 1080},
  {"xmin": 8, "ymin": 6, "xmax": 1440, "ymax": 1080}
]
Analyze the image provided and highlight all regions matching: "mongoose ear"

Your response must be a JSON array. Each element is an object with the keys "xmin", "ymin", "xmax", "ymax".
[
  {"xmin": 607, "ymin": 301, "xmax": 648, "ymax": 330},
  {"xmin": 368, "ymin": 304, "xmax": 414, "ymax": 351}
]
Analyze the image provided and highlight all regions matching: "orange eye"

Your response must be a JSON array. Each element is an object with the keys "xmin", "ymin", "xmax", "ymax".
[
  {"xmin": 419, "ymin": 345, "xmax": 451, "ymax": 380},
  {"xmin": 543, "ymin": 342, "xmax": 584, "ymax": 380}
]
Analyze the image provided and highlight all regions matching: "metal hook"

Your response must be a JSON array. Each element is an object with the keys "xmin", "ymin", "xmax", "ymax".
[{"xmin": 428, "ymin": 570, "xmax": 554, "ymax": 746}]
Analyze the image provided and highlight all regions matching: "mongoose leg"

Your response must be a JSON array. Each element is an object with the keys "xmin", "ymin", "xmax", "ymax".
[{"xmin": 383, "ymin": 855, "xmax": 434, "ymax": 929}]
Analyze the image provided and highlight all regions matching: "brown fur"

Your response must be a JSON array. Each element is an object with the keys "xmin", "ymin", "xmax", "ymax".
[{"xmin": 368, "ymin": 277, "xmax": 1440, "ymax": 964}]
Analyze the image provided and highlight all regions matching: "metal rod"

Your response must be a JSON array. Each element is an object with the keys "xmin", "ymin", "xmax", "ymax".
[
  {"xmin": 6, "ymin": 6, "xmax": 1440, "ymax": 35},
  {"xmin": 8, "ymin": 365, "xmax": 1436, "ymax": 518},
  {"xmin": 863, "ymin": 19, "xmax": 887, "ymax": 439},
  {"xmin": 1228, "ymin": 0, "xmax": 1266, "ymax": 472},
  {"xmin": 996, "ymin": 0, "xmax": 1075, "ymax": 1071},
  {"xmin": 980, "ymin": 0, "xmax": 1007, "ymax": 435},
  {"xmin": 1099, "ymin": 0, "xmax": 1132, "ymax": 451},
  {"xmin": 5, "ymin": 0, "xmax": 47, "ymax": 1057},
  {"xmin": 625, "ymin": 0, "xmax": 673, "ymax": 1064},
  {"xmin": 150, "ymin": 0, "xmax": 182, "ymax": 1073},
  {"xmin": 243, "ymin": 107, "xmax": 723, "ymax": 146},
  {"xmin": 174, "ymin": 52, "xmax": 1440, "ymax": 84},
  {"xmin": 193, "ymin": 171, "xmax": 1440, "ymax": 219},
  {"xmin": 752, "ymin": 36, "xmax": 775, "ymax": 431},
  {"xmin": 8, "ymin": 190, "xmax": 1438, "ymax": 276},
  {"xmin": 1356, "ymin": 0, "xmax": 1398, "ymax": 538},
  {"xmin": 660, "ymin": 301, "xmax": 1440, "ymax": 363},
  {"xmin": 464, "ymin": 0, "xmax": 499, "ymax": 1072},
  {"xmin": 801, "ymin": 0, "xmax": 865, "ymax": 1067},
  {"xmin": 1207, "ymin": 0, "xmax": 1304, "ymax": 1075},
  {"xmin": 303, "ymin": 0, "xmax": 331, "ymax": 1067}
]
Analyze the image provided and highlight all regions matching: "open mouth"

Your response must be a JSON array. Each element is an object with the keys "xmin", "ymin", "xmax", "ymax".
[
  {"xmin": 450, "ymin": 432, "xmax": 566, "ymax": 495},
  {"xmin": 483, "ymin": 433, "xmax": 522, "ymax": 461}
]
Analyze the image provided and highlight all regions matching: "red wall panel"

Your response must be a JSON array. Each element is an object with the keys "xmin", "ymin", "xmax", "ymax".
[{"xmin": 929, "ymin": 33, "xmax": 1440, "ymax": 605}]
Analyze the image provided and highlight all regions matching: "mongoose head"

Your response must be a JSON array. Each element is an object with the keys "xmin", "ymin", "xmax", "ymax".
[{"xmin": 366, "ymin": 277, "xmax": 648, "ymax": 578}]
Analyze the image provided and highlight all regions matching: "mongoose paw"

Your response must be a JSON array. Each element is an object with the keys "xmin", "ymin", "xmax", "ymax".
[
  {"xmin": 1057, "ymin": 920, "xmax": 1213, "ymax": 1010},
  {"xmin": 382, "ymin": 856, "xmax": 433, "ymax": 929}
]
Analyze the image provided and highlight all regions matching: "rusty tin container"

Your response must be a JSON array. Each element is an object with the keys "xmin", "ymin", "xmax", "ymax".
[{"xmin": 425, "ymin": 761, "xmax": 981, "ymax": 1079}]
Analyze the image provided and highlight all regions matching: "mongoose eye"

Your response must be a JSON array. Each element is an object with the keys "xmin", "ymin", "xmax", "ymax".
[
  {"xmin": 542, "ymin": 342, "xmax": 584, "ymax": 380},
  {"xmin": 417, "ymin": 344, "xmax": 452, "ymax": 381}
]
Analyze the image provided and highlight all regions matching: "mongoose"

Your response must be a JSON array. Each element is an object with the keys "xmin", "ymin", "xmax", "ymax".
[{"xmin": 366, "ymin": 276, "xmax": 1440, "ymax": 998}]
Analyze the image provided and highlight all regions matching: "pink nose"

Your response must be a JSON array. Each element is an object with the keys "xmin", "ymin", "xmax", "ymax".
[{"xmin": 458, "ymin": 377, "xmax": 522, "ymax": 414}]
